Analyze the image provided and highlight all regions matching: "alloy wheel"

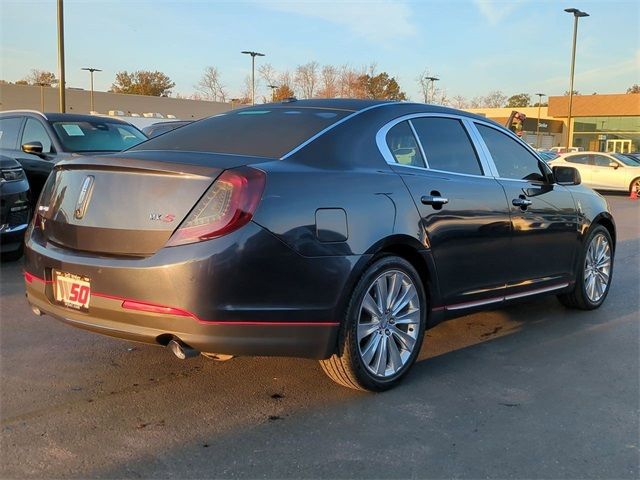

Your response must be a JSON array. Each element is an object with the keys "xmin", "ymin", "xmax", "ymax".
[
  {"xmin": 584, "ymin": 233, "xmax": 612, "ymax": 303},
  {"xmin": 357, "ymin": 270, "xmax": 422, "ymax": 378}
]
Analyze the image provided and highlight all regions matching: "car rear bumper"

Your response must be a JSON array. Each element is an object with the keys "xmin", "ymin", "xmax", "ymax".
[{"xmin": 24, "ymin": 222, "xmax": 358, "ymax": 358}]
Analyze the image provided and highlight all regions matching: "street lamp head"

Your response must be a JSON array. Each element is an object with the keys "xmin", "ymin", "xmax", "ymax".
[
  {"xmin": 81, "ymin": 67, "xmax": 102, "ymax": 73},
  {"xmin": 535, "ymin": 92, "xmax": 545, "ymax": 97},
  {"xmin": 564, "ymin": 7, "xmax": 589, "ymax": 17},
  {"xmin": 425, "ymin": 76, "xmax": 439, "ymax": 82},
  {"xmin": 241, "ymin": 51, "xmax": 265, "ymax": 57},
  {"xmin": 268, "ymin": 84, "xmax": 278, "ymax": 90}
]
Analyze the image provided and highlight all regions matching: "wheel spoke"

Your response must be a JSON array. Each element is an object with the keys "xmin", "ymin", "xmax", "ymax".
[
  {"xmin": 375, "ymin": 276, "xmax": 388, "ymax": 313},
  {"xmin": 358, "ymin": 321, "xmax": 379, "ymax": 341},
  {"xmin": 391, "ymin": 284, "xmax": 417, "ymax": 316},
  {"xmin": 387, "ymin": 337, "xmax": 403, "ymax": 373},
  {"xmin": 373, "ymin": 335, "xmax": 388, "ymax": 375},
  {"xmin": 391, "ymin": 326, "xmax": 416, "ymax": 352},
  {"xmin": 393, "ymin": 309, "xmax": 420, "ymax": 325},
  {"xmin": 362, "ymin": 292, "xmax": 382, "ymax": 318},
  {"xmin": 361, "ymin": 333, "xmax": 381, "ymax": 366},
  {"xmin": 386, "ymin": 273, "xmax": 402, "ymax": 311}
]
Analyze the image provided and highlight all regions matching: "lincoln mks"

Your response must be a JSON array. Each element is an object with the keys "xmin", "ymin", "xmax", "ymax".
[{"xmin": 24, "ymin": 99, "xmax": 615, "ymax": 391}]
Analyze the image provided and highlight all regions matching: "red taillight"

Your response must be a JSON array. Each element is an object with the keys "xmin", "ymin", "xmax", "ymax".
[
  {"xmin": 121, "ymin": 300, "xmax": 193, "ymax": 317},
  {"xmin": 166, "ymin": 167, "xmax": 266, "ymax": 247}
]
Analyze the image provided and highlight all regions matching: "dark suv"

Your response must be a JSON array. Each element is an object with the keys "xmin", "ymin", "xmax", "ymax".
[{"xmin": 0, "ymin": 111, "xmax": 147, "ymax": 200}]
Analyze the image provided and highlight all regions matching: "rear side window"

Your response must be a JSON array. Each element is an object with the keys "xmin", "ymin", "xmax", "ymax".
[
  {"xmin": 476, "ymin": 124, "xmax": 544, "ymax": 181},
  {"xmin": 565, "ymin": 154, "xmax": 591, "ymax": 165},
  {"xmin": 132, "ymin": 107, "xmax": 351, "ymax": 158},
  {"xmin": 22, "ymin": 118, "xmax": 53, "ymax": 153},
  {"xmin": 385, "ymin": 121, "xmax": 425, "ymax": 167},
  {"xmin": 592, "ymin": 155, "xmax": 613, "ymax": 167},
  {"xmin": 411, "ymin": 117, "xmax": 483, "ymax": 175},
  {"xmin": 0, "ymin": 117, "xmax": 23, "ymax": 149}
]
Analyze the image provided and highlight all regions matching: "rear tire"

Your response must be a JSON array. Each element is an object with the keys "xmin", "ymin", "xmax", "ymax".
[
  {"xmin": 320, "ymin": 255, "xmax": 427, "ymax": 391},
  {"xmin": 629, "ymin": 177, "xmax": 640, "ymax": 195},
  {"xmin": 558, "ymin": 225, "xmax": 613, "ymax": 310}
]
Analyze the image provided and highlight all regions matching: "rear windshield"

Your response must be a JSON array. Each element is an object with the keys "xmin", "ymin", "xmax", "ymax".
[
  {"xmin": 130, "ymin": 107, "xmax": 351, "ymax": 158},
  {"xmin": 51, "ymin": 120, "xmax": 147, "ymax": 152}
]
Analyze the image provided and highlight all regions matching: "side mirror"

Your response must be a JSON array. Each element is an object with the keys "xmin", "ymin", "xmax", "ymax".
[
  {"xmin": 553, "ymin": 166, "xmax": 581, "ymax": 186},
  {"xmin": 609, "ymin": 161, "xmax": 619, "ymax": 169},
  {"xmin": 21, "ymin": 141, "xmax": 44, "ymax": 155}
]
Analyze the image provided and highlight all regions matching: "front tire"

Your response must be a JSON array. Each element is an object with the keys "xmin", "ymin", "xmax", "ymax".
[
  {"xmin": 558, "ymin": 225, "xmax": 613, "ymax": 310},
  {"xmin": 320, "ymin": 256, "xmax": 427, "ymax": 391}
]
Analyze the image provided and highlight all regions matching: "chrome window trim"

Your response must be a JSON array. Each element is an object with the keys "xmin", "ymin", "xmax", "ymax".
[
  {"xmin": 281, "ymin": 102, "xmax": 397, "ymax": 160},
  {"xmin": 376, "ymin": 112, "xmax": 493, "ymax": 178},
  {"xmin": 407, "ymin": 120, "xmax": 429, "ymax": 168}
]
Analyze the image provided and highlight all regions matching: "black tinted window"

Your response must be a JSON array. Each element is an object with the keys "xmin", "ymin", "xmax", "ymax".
[
  {"xmin": 411, "ymin": 117, "xmax": 482, "ymax": 175},
  {"xmin": 0, "ymin": 117, "xmax": 23, "ymax": 149},
  {"xmin": 22, "ymin": 118, "xmax": 53, "ymax": 153},
  {"xmin": 565, "ymin": 154, "xmax": 591, "ymax": 165},
  {"xmin": 385, "ymin": 121, "xmax": 425, "ymax": 167},
  {"xmin": 593, "ymin": 155, "xmax": 613, "ymax": 167},
  {"xmin": 477, "ymin": 124, "xmax": 544, "ymax": 181},
  {"xmin": 132, "ymin": 107, "xmax": 350, "ymax": 158}
]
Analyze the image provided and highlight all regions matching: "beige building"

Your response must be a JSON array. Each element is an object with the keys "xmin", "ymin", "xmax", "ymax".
[
  {"xmin": 466, "ymin": 93, "xmax": 640, "ymax": 152},
  {"xmin": 0, "ymin": 83, "xmax": 233, "ymax": 120}
]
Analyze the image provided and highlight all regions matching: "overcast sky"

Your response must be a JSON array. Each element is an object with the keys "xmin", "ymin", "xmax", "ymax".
[{"xmin": 1, "ymin": 0, "xmax": 638, "ymax": 102}]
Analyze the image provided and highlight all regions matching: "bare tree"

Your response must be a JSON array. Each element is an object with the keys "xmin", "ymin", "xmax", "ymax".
[
  {"xmin": 483, "ymin": 90, "xmax": 507, "ymax": 108},
  {"xmin": 450, "ymin": 95, "xmax": 468, "ymax": 109},
  {"xmin": 295, "ymin": 61, "xmax": 319, "ymax": 99},
  {"xmin": 196, "ymin": 66, "xmax": 228, "ymax": 102},
  {"xmin": 258, "ymin": 63, "xmax": 278, "ymax": 88},
  {"xmin": 468, "ymin": 96, "xmax": 484, "ymax": 108},
  {"xmin": 317, "ymin": 65, "xmax": 339, "ymax": 98},
  {"xmin": 431, "ymin": 87, "xmax": 448, "ymax": 106},
  {"xmin": 338, "ymin": 64, "xmax": 365, "ymax": 98}
]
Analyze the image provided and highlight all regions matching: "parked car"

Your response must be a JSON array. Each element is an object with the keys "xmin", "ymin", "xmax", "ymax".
[
  {"xmin": 142, "ymin": 120, "xmax": 193, "ymax": 138},
  {"xmin": 622, "ymin": 153, "xmax": 640, "ymax": 165},
  {"xmin": 536, "ymin": 150, "xmax": 559, "ymax": 162},
  {"xmin": 24, "ymin": 99, "xmax": 615, "ymax": 391},
  {"xmin": 549, "ymin": 151, "xmax": 640, "ymax": 194},
  {"xmin": 1, "ymin": 155, "xmax": 30, "ymax": 260},
  {"xmin": 0, "ymin": 111, "xmax": 147, "ymax": 201},
  {"xmin": 549, "ymin": 146, "xmax": 583, "ymax": 154}
]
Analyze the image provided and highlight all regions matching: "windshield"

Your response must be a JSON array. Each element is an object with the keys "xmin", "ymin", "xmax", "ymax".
[
  {"xmin": 131, "ymin": 107, "xmax": 351, "ymax": 158},
  {"xmin": 51, "ymin": 120, "xmax": 147, "ymax": 152},
  {"xmin": 612, "ymin": 153, "xmax": 640, "ymax": 166}
]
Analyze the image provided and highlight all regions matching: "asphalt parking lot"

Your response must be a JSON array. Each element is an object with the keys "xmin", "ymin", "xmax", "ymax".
[{"xmin": 1, "ymin": 195, "xmax": 638, "ymax": 479}]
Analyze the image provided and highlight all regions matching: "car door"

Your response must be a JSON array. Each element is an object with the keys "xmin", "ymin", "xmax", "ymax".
[
  {"xmin": 591, "ymin": 154, "xmax": 625, "ymax": 190},
  {"xmin": 563, "ymin": 153, "xmax": 594, "ymax": 186},
  {"xmin": 472, "ymin": 122, "xmax": 579, "ymax": 297},
  {"xmin": 380, "ymin": 115, "xmax": 512, "ymax": 308},
  {"xmin": 16, "ymin": 117, "xmax": 57, "ymax": 197}
]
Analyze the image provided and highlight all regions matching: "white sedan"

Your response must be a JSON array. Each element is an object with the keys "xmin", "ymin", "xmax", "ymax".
[{"xmin": 549, "ymin": 151, "xmax": 640, "ymax": 194}]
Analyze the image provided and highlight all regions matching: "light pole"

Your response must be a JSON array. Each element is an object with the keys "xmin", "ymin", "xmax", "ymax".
[
  {"xmin": 425, "ymin": 76, "xmax": 439, "ymax": 103},
  {"xmin": 241, "ymin": 50, "xmax": 265, "ymax": 105},
  {"xmin": 82, "ymin": 67, "xmax": 102, "ymax": 113},
  {"xmin": 564, "ymin": 7, "xmax": 589, "ymax": 151},
  {"xmin": 57, "ymin": 0, "xmax": 66, "ymax": 112},
  {"xmin": 268, "ymin": 84, "xmax": 278, "ymax": 102},
  {"xmin": 535, "ymin": 93, "xmax": 545, "ymax": 148}
]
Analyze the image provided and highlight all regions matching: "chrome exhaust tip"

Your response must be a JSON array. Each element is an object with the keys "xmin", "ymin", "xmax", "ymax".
[
  {"xmin": 168, "ymin": 339, "xmax": 198, "ymax": 360},
  {"xmin": 31, "ymin": 305, "xmax": 42, "ymax": 316}
]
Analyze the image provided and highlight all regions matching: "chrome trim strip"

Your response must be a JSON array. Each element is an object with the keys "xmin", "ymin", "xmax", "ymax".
[
  {"xmin": 389, "ymin": 163, "xmax": 494, "ymax": 180},
  {"xmin": 0, "ymin": 223, "xmax": 28, "ymax": 233},
  {"xmin": 445, "ymin": 297, "xmax": 503, "ymax": 311},
  {"xmin": 281, "ymin": 102, "xmax": 397, "ymax": 160},
  {"xmin": 504, "ymin": 282, "xmax": 569, "ymax": 301},
  {"xmin": 407, "ymin": 119, "xmax": 429, "ymax": 168}
]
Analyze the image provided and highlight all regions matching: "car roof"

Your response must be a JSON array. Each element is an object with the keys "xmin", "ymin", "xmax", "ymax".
[
  {"xmin": 0, "ymin": 110, "xmax": 132, "ymax": 125},
  {"xmin": 238, "ymin": 98, "xmax": 493, "ymax": 123}
]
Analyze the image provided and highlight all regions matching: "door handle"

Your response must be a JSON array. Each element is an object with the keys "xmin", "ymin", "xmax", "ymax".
[
  {"xmin": 421, "ymin": 195, "xmax": 449, "ymax": 206},
  {"xmin": 512, "ymin": 197, "xmax": 532, "ymax": 208}
]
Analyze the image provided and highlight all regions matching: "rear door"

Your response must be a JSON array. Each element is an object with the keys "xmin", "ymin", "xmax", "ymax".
[
  {"xmin": 381, "ymin": 115, "xmax": 512, "ymax": 308},
  {"xmin": 472, "ymin": 122, "xmax": 579, "ymax": 297}
]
